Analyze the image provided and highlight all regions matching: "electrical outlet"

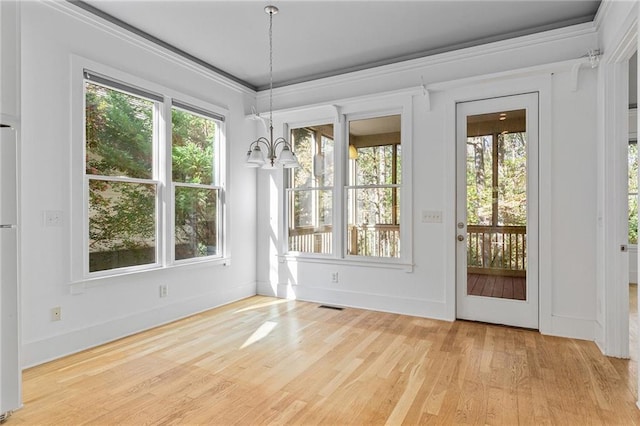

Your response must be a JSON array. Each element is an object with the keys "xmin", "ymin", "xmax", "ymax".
[
  {"xmin": 51, "ymin": 307, "xmax": 61, "ymax": 321},
  {"xmin": 159, "ymin": 284, "xmax": 169, "ymax": 298},
  {"xmin": 331, "ymin": 272, "xmax": 339, "ymax": 283},
  {"xmin": 421, "ymin": 210, "xmax": 442, "ymax": 223}
]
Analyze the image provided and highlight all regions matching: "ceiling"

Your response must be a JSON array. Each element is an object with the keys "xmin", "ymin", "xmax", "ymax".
[{"xmin": 76, "ymin": 0, "xmax": 602, "ymax": 91}]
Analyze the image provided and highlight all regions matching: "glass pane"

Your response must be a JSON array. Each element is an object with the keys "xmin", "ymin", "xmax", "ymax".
[
  {"xmin": 629, "ymin": 142, "xmax": 638, "ymax": 194},
  {"xmin": 85, "ymin": 82, "xmax": 154, "ymax": 179},
  {"xmin": 287, "ymin": 189, "xmax": 332, "ymax": 254},
  {"xmin": 174, "ymin": 186, "xmax": 218, "ymax": 260},
  {"xmin": 349, "ymin": 115, "xmax": 401, "ymax": 186},
  {"xmin": 498, "ymin": 132, "xmax": 527, "ymax": 226},
  {"xmin": 354, "ymin": 145, "xmax": 397, "ymax": 186},
  {"xmin": 466, "ymin": 109, "xmax": 527, "ymax": 300},
  {"xmin": 291, "ymin": 128, "xmax": 313, "ymax": 188},
  {"xmin": 630, "ymin": 194, "xmax": 638, "ymax": 245},
  {"xmin": 89, "ymin": 180, "xmax": 156, "ymax": 272},
  {"xmin": 347, "ymin": 187, "xmax": 400, "ymax": 258},
  {"xmin": 321, "ymin": 134, "xmax": 334, "ymax": 187},
  {"xmin": 290, "ymin": 125, "xmax": 334, "ymax": 189},
  {"xmin": 629, "ymin": 143, "xmax": 637, "ymax": 244},
  {"xmin": 172, "ymin": 107, "xmax": 217, "ymax": 185},
  {"xmin": 466, "ymin": 135, "xmax": 493, "ymax": 226}
]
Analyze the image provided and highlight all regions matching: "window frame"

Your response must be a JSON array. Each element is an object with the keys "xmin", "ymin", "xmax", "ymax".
[
  {"xmin": 345, "ymin": 110, "xmax": 403, "ymax": 260},
  {"xmin": 281, "ymin": 94, "xmax": 413, "ymax": 269},
  {"xmin": 284, "ymin": 118, "xmax": 337, "ymax": 258},
  {"xmin": 72, "ymin": 57, "xmax": 228, "ymax": 282},
  {"xmin": 170, "ymin": 102, "xmax": 225, "ymax": 265}
]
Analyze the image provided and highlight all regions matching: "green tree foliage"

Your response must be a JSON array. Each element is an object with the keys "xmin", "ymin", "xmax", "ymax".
[
  {"xmin": 171, "ymin": 108, "xmax": 218, "ymax": 259},
  {"xmin": 354, "ymin": 144, "xmax": 399, "ymax": 225},
  {"xmin": 466, "ymin": 135, "xmax": 493, "ymax": 225},
  {"xmin": 86, "ymin": 83, "xmax": 156, "ymax": 271},
  {"xmin": 629, "ymin": 143, "xmax": 638, "ymax": 244},
  {"xmin": 498, "ymin": 132, "xmax": 527, "ymax": 226},
  {"xmin": 85, "ymin": 82, "xmax": 219, "ymax": 269},
  {"xmin": 466, "ymin": 132, "xmax": 526, "ymax": 227}
]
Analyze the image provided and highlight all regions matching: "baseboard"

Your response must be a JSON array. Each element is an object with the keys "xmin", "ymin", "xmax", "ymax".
[
  {"xmin": 22, "ymin": 282, "xmax": 256, "ymax": 368},
  {"xmin": 256, "ymin": 282, "xmax": 453, "ymax": 322},
  {"xmin": 543, "ymin": 314, "xmax": 595, "ymax": 341}
]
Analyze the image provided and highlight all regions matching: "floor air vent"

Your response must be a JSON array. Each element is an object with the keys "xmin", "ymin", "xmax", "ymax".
[{"xmin": 319, "ymin": 305, "xmax": 344, "ymax": 311}]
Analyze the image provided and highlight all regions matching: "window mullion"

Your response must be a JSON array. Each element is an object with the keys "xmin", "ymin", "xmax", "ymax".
[
  {"xmin": 334, "ymin": 116, "xmax": 346, "ymax": 259},
  {"xmin": 159, "ymin": 98, "xmax": 171, "ymax": 266}
]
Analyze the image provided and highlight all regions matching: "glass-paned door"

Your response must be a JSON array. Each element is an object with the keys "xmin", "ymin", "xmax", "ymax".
[{"xmin": 456, "ymin": 93, "xmax": 539, "ymax": 328}]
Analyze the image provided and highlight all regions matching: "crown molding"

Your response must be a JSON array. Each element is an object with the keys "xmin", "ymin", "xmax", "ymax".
[
  {"xmin": 249, "ymin": 86, "xmax": 422, "ymax": 120},
  {"xmin": 258, "ymin": 21, "xmax": 597, "ymax": 102},
  {"xmin": 42, "ymin": 0, "xmax": 256, "ymax": 96}
]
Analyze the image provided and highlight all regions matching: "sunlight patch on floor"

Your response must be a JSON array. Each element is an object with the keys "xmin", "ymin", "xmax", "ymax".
[
  {"xmin": 240, "ymin": 321, "xmax": 278, "ymax": 349},
  {"xmin": 234, "ymin": 298, "xmax": 290, "ymax": 314}
]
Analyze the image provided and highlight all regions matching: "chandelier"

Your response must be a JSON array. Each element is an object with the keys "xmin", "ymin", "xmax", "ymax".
[{"xmin": 246, "ymin": 5, "xmax": 299, "ymax": 169}]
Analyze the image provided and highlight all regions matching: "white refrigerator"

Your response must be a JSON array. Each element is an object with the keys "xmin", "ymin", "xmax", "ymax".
[{"xmin": 0, "ymin": 126, "xmax": 21, "ymax": 420}]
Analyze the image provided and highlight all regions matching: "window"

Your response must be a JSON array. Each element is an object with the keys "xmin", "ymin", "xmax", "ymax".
[
  {"xmin": 630, "ymin": 141, "xmax": 638, "ymax": 245},
  {"xmin": 287, "ymin": 124, "xmax": 334, "ymax": 254},
  {"xmin": 285, "ymin": 111, "xmax": 406, "ymax": 262},
  {"xmin": 347, "ymin": 115, "xmax": 401, "ymax": 258},
  {"xmin": 172, "ymin": 104, "xmax": 222, "ymax": 260},
  {"xmin": 83, "ymin": 70, "xmax": 225, "ymax": 276}
]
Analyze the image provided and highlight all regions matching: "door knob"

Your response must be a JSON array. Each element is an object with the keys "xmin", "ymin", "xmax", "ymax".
[{"xmin": 457, "ymin": 235, "xmax": 464, "ymax": 241}]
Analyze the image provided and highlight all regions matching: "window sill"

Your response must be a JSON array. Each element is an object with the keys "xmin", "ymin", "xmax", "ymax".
[
  {"xmin": 280, "ymin": 254, "xmax": 413, "ymax": 272},
  {"xmin": 70, "ymin": 256, "xmax": 231, "ymax": 291}
]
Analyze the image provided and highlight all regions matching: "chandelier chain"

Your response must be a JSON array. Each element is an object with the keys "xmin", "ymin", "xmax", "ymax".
[{"xmin": 269, "ymin": 8, "xmax": 274, "ymax": 129}]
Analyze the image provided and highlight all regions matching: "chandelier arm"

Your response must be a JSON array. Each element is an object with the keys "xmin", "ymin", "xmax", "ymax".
[
  {"xmin": 249, "ymin": 137, "xmax": 272, "ymax": 150},
  {"xmin": 273, "ymin": 137, "xmax": 293, "ymax": 150}
]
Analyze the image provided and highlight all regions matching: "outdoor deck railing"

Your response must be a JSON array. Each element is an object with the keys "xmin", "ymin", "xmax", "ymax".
[
  {"xmin": 288, "ymin": 226, "xmax": 333, "ymax": 254},
  {"xmin": 288, "ymin": 224, "xmax": 400, "ymax": 257},
  {"xmin": 467, "ymin": 225, "xmax": 526, "ymax": 277},
  {"xmin": 288, "ymin": 224, "xmax": 525, "ymax": 272}
]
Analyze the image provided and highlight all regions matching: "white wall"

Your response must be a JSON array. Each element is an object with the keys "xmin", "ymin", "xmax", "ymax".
[
  {"xmin": 19, "ymin": 2, "xmax": 258, "ymax": 367},
  {"xmin": 256, "ymin": 22, "xmax": 600, "ymax": 339}
]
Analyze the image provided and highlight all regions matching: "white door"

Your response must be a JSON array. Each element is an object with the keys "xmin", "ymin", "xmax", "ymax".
[
  {"xmin": 0, "ymin": 126, "xmax": 20, "ymax": 415},
  {"xmin": 456, "ymin": 93, "xmax": 539, "ymax": 329}
]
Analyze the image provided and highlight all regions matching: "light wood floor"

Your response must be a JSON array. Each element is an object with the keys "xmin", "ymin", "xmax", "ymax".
[{"xmin": 10, "ymin": 296, "xmax": 640, "ymax": 425}]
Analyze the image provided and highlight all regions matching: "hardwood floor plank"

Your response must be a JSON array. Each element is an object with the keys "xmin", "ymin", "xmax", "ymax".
[{"xmin": 10, "ymin": 296, "xmax": 640, "ymax": 425}]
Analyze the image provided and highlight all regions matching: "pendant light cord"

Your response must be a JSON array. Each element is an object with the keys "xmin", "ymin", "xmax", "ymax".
[{"xmin": 269, "ymin": 9, "xmax": 274, "ymax": 130}]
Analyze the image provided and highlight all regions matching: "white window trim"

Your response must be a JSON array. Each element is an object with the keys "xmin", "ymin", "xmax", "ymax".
[
  {"xmin": 71, "ymin": 56, "xmax": 229, "ymax": 283},
  {"xmin": 278, "ymin": 92, "xmax": 414, "ymax": 269},
  {"xmin": 283, "ymin": 116, "xmax": 338, "ymax": 258}
]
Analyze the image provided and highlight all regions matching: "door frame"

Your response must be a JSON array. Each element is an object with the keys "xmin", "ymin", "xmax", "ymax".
[
  {"xmin": 455, "ymin": 93, "xmax": 540, "ymax": 328},
  {"xmin": 443, "ymin": 75, "xmax": 553, "ymax": 333},
  {"xmin": 598, "ymin": 12, "xmax": 638, "ymax": 359}
]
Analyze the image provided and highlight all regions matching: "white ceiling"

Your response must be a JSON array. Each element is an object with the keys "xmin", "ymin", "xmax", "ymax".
[{"xmin": 78, "ymin": 0, "xmax": 601, "ymax": 91}]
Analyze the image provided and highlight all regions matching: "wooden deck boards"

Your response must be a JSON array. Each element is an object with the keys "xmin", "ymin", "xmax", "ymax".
[
  {"xmin": 468, "ymin": 273, "xmax": 526, "ymax": 300},
  {"xmin": 9, "ymin": 295, "xmax": 640, "ymax": 425}
]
